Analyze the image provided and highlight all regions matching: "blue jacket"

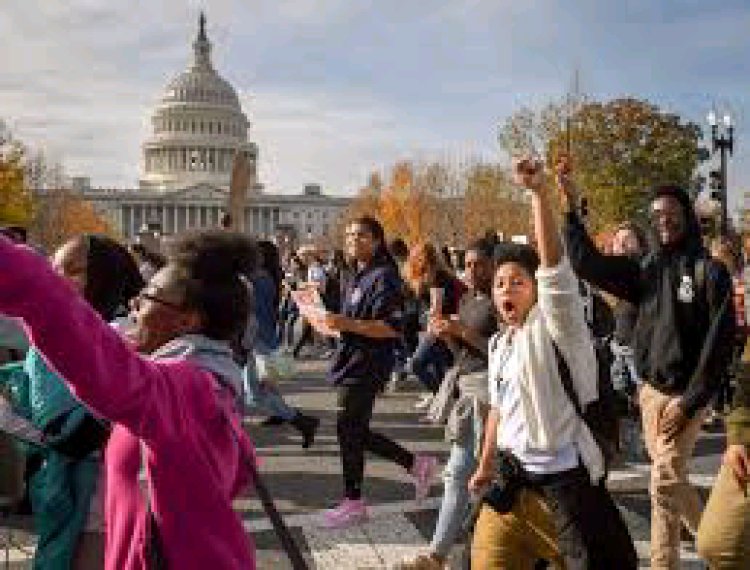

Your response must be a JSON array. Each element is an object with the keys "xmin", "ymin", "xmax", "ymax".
[{"xmin": 0, "ymin": 349, "xmax": 100, "ymax": 570}]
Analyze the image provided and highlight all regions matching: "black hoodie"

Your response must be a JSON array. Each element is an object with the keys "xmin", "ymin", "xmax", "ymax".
[{"xmin": 563, "ymin": 186, "xmax": 735, "ymax": 416}]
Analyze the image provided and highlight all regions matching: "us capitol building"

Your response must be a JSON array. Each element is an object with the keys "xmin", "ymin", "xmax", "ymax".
[{"xmin": 79, "ymin": 14, "xmax": 349, "ymax": 245}]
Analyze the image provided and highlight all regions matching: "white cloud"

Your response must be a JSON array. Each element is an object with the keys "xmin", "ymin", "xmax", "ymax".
[
  {"xmin": 0, "ymin": 1, "xmax": 443, "ymax": 193},
  {"xmin": 249, "ymin": 88, "xmax": 477, "ymax": 195},
  {"xmin": 1, "ymin": 0, "xmax": 749, "ymax": 215},
  {"xmin": 0, "ymin": 1, "xmax": 501, "ymax": 195}
]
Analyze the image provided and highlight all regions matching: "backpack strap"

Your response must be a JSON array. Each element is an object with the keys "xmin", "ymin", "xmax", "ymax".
[
  {"xmin": 551, "ymin": 341, "xmax": 584, "ymax": 418},
  {"xmin": 223, "ymin": 403, "xmax": 310, "ymax": 570},
  {"xmin": 141, "ymin": 382, "xmax": 310, "ymax": 570},
  {"xmin": 489, "ymin": 331, "xmax": 505, "ymax": 355}
]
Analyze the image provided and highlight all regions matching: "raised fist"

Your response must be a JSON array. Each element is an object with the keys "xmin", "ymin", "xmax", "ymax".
[{"xmin": 512, "ymin": 155, "xmax": 545, "ymax": 193}]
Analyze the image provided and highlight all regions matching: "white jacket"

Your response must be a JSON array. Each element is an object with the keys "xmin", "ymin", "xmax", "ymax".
[{"xmin": 489, "ymin": 257, "xmax": 604, "ymax": 483}]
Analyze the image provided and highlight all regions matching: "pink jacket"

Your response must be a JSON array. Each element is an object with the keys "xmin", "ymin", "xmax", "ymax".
[{"xmin": 0, "ymin": 238, "xmax": 256, "ymax": 569}]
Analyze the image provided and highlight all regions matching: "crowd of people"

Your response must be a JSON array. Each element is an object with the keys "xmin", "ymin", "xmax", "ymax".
[{"xmin": 0, "ymin": 153, "xmax": 748, "ymax": 569}]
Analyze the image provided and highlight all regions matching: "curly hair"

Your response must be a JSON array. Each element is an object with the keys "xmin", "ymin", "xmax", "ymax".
[{"xmin": 163, "ymin": 230, "xmax": 259, "ymax": 341}]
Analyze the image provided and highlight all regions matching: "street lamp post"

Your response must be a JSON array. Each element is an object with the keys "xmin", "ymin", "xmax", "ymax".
[{"xmin": 707, "ymin": 110, "xmax": 734, "ymax": 235}]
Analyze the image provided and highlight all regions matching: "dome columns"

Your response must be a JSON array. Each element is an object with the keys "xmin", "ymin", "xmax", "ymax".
[{"xmin": 139, "ymin": 13, "xmax": 258, "ymax": 193}]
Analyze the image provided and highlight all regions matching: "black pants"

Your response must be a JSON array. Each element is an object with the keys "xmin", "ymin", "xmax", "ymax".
[
  {"xmin": 292, "ymin": 320, "xmax": 314, "ymax": 356},
  {"xmin": 280, "ymin": 311, "xmax": 299, "ymax": 347},
  {"xmin": 530, "ymin": 466, "xmax": 637, "ymax": 570},
  {"xmin": 337, "ymin": 384, "xmax": 414, "ymax": 500}
]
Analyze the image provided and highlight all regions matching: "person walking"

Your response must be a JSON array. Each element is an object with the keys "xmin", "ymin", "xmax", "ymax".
[
  {"xmin": 404, "ymin": 243, "xmax": 465, "ymax": 407},
  {"xmin": 318, "ymin": 216, "xmax": 438, "ymax": 528},
  {"xmin": 607, "ymin": 222, "xmax": 649, "ymax": 462},
  {"xmin": 560, "ymin": 155, "xmax": 736, "ymax": 569},
  {"xmin": 696, "ymin": 337, "xmax": 750, "ymax": 568},
  {"xmin": 279, "ymin": 255, "xmax": 306, "ymax": 353},
  {"xmin": 396, "ymin": 238, "xmax": 498, "ymax": 570},
  {"xmin": 468, "ymin": 156, "xmax": 636, "ymax": 569},
  {"xmin": 244, "ymin": 240, "xmax": 319, "ymax": 447},
  {"xmin": 292, "ymin": 252, "xmax": 327, "ymax": 358},
  {"xmin": 0, "ymin": 235, "xmax": 144, "ymax": 569},
  {"xmin": 0, "ymin": 230, "xmax": 259, "ymax": 569}
]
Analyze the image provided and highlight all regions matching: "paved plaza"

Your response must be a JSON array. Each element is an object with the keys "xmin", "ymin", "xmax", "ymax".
[
  {"xmin": 0, "ymin": 358, "xmax": 722, "ymax": 569},
  {"xmin": 243, "ymin": 359, "xmax": 721, "ymax": 569}
]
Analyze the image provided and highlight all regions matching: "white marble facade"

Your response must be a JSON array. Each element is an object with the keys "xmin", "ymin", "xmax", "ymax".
[
  {"xmin": 86, "ymin": 185, "xmax": 348, "ymax": 241},
  {"xmin": 80, "ymin": 13, "xmax": 349, "ymax": 243}
]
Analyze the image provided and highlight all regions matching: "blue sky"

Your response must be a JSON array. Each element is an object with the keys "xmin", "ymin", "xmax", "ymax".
[{"xmin": 1, "ymin": 0, "xmax": 748, "ymax": 213}]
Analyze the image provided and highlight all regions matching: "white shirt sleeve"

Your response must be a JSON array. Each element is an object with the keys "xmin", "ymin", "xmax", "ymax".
[
  {"xmin": 536, "ymin": 256, "xmax": 599, "ymax": 406},
  {"xmin": 535, "ymin": 257, "xmax": 590, "ymax": 347}
]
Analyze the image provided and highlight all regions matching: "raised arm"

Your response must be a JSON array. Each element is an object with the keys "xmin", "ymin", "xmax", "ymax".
[
  {"xmin": 0, "ymin": 237, "xmax": 174, "ymax": 441},
  {"xmin": 512, "ymin": 156, "xmax": 562, "ymax": 268},
  {"xmin": 556, "ymin": 158, "xmax": 643, "ymax": 304},
  {"xmin": 512, "ymin": 157, "xmax": 592, "ymax": 347}
]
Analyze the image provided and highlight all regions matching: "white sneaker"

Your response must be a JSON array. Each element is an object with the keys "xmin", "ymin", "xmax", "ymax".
[{"xmin": 414, "ymin": 394, "xmax": 433, "ymax": 411}]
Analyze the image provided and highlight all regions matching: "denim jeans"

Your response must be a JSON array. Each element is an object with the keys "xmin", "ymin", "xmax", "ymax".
[
  {"xmin": 431, "ymin": 430, "xmax": 477, "ymax": 557},
  {"xmin": 409, "ymin": 335, "xmax": 454, "ymax": 393},
  {"xmin": 242, "ymin": 355, "xmax": 297, "ymax": 421}
]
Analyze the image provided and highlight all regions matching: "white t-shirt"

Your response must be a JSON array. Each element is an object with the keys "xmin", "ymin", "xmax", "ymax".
[{"xmin": 490, "ymin": 332, "xmax": 579, "ymax": 474}]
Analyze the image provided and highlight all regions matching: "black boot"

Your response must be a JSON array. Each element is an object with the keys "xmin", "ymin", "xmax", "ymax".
[
  {"xmin": 290, "ymin": 413, "xmax": 319, "ymax": 449},
  {"xmin": 260, "ymin": 415, "xmax": 287, "ymax": 427}
]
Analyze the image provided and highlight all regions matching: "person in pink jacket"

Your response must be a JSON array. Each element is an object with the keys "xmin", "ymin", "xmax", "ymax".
[{"xmin": 0, "ymin": 230, "xmax": 258, "ymax": 569}]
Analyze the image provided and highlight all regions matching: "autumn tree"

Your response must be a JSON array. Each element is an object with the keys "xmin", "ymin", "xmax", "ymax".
[
  {"xmin": 499, "ymin": 97, "xmax": 703, "ymax": 231},
  {"xmin": 0, "ymin": 122, "xmax": 33, "ymax": 226},
  {"xmin": 32, "ymin": 188, "xmax": 117, "ymax": 251},
  {"xmin": 342, "ymin": 159, "xmax": 531, "ymax": 249},
  {"xmin": 463, "ymin": 164, "xmax": 530, "ymax": 241},
  {"xmin": 333, "ymin": 171, "xmax": 383, "ymax": 246},
  {"xmin": 343, "ymin": 161, "xmax": 438, "ymax": 246}
]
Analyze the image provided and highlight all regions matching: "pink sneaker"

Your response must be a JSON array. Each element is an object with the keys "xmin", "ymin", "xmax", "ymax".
[
  {"xmin": 411, "ymin": 454, "xmax": 438, "ymax": 503},
  {"xmin": 319, "ymin": 498, "xmax": 368, "ymax": 529}
]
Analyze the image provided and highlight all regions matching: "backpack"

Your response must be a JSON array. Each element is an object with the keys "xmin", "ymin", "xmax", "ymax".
[
  {"xmin": 576, "ymin": 283, "xmax": 619, "ymax": 464},
  {"xmin": 552, "ymin": 340, "xmax": 619, "ymax": 475}
]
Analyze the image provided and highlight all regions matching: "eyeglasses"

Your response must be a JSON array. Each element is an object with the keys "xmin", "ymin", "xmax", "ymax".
[{"xmin": 134, "ymin": 292, "xmax": 185, "ymax": 311}]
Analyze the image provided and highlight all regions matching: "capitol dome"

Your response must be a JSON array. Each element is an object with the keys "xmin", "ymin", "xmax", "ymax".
[
  {"xmin": 139, "ymin": 13, "xmax": 259, "ymax": 193},
  {"xmin": 161, "ymin": 65, "xmax": 240, "ymax": 110}
]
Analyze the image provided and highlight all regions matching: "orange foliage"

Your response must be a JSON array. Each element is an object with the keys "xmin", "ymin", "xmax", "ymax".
[
  {"xmin": 341, "ymin": 160, "xmax": 529, "ymax": 248},
  {"xmin": 32, "ymin": 189, "xmax": 117, "ymax": 251}
]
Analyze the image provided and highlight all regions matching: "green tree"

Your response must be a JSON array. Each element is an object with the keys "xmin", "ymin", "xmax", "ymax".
[{"xmin": 499, "ymin": 97, "xmax": 702, "ymax": 231}]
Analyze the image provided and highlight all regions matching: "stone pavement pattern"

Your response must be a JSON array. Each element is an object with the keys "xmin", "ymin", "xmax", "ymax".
[
  {"xmin": 244, "ymin": 359, "xmax": 720, "ymax": 569},
  {"xmin": 0, "ymin": 359, "xmax": 721, "ymax": 568}
]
